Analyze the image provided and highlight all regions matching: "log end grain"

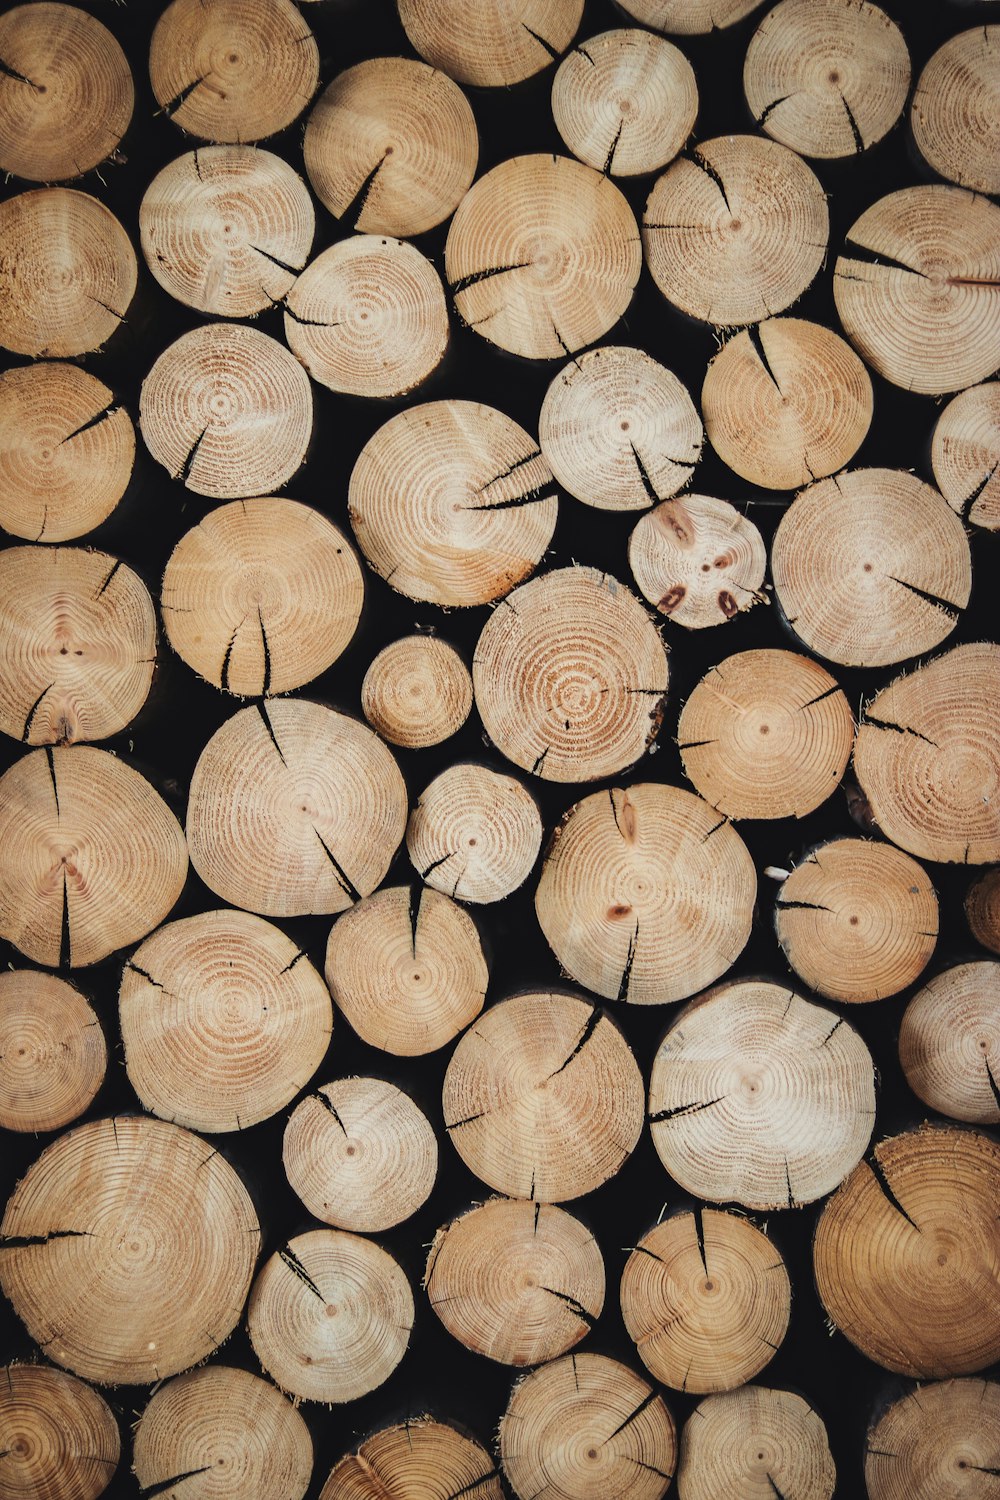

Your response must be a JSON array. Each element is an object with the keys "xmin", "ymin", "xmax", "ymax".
[
  {"xmin": 899, "ymin": 961, "xmax": 1000, "ymax": 1124},
  {"xmin": 677, "ymin": 1386, "xmax": 835, "ymax": 1500},
  {"xmin": 407, "ymin": 762, "xmax": 542, "ymax": 904},
  {"xmin": 0, "ymin": 1362, "xmax": 120, "ymax": 1500},
  {"xmin": 865, "ymin": 1378, "xmax": 1000, "ymax": 1500},
  {"xmin": 396, "ymin": 0, "xmax": 583, "ymax": 87},
  {"xmin": 911, "ymin": 26, "xmax": 1000, "ymax": 195},
  {"xmin": 931, "ymin": 380, "xmax": 1000, "ymax": 531},
  {"xmin": 361, "ymin": 635, "xmax": 472, "ymax": 749},
  {"xmin": 0, "ymin": 970, "xmax": 106, "ymax": 1133},
  {"xmin": 322, "ymin": 1420, "xmax": 502, "ymax": 1500}
]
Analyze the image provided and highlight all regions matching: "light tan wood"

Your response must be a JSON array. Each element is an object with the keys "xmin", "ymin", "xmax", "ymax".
[
  {"xmin": 407, "ymin": 762, "xmax": 542, "ymax": 904},
  {"xmin": 0, "ymin": 1115, "xmax": 260, "ymax": 1385},
  {"xmin": 0, "ymin": 189, "xmax": 136, "ymax": 358},
  {"xmin": 771, "ymin": 468, "xmax": 971, "ymax": 667},
  {"xmin": 814, "ymin": 1125, "xmax": 1000, "ymax": 1377},
  {"xmin": 649, "ymin": 977, "xmax": 875, "ymax": 1209},
  {"xmin": 120, "ymin": 909, "xmax": 333, "ymax": 1134},
  {"xmin": 643, "ymin": 136, "xmax": 827, "ymax": 327},
  {"xmin": 0, "ymin": 1363, "xmax": 119, "ymax": 1500},
  {"xmin": 744, "ymin": 0, "xmax": 910, "ymax": 158},
  {"xmin": 535, "ymin": 782, "xmax": 755, "ymax": 1004},
  {"xmin": 425, "ymin": 1197, "xmax": 604, "ymax": 1367},
  {"xmin": 0, "ymin": 746, "xmax": 188, "ymax": 969},
  {"xmin": 161, "ymin": 498, "xmax": 363, "ymax": 696},
  {"xmin": 552, "ymin": 29, "xmax": 698, "ymax": 177},
  {"xmin": 133, "ymin": 1365, "xmax": 312, "ymax": 1500},
  {"xmin": 446, "ymin": 154, "xmax": 641, "ymax": 359},
  {"xmin": 775, "ymin": 837, "xmax": 937, "ymax": 1003},
  {"xmin": 865, "ymin": 1379, "xmax": 1000, "ymax": 1500},
  {"xmin": 912, "ymin": 28, "xmax": 1000, "ymax": 195},
  {"xmin": 361, "ymin": 636, "xmax": 472, "ymax": 749},
  {"xmin": 397, "ymin": 0, "xmax": 583, "ymax": 87},
  {"xmin": 285, "ymin": 236, "xmax": 448, "ymax": 399},
  {"xmin": 628, "ymin": 495, "xmax": 766, "ymax": 629},
  {"xmin": 139, "ymin": 322, "xmax": 312, "ymax": 500},
  {"xmin": 0, "ymin": 970, "xmax": 105, "ymax": 1134},
  {"xmin": 967, "ymin": 867, "xmax": 1000, "ymax": 954},
  {"xmin": 473, "ymin": 566, "xmax": 668, "ymax": 783},
  {"xmin": 348, "ymin": 400, "xmax": 557, "ymax": 608},
  {"xmin": 283, "ymin": 1077, "xmax": 437, "ymax": 1232},
  {"xmin": 304, "ymin": 57, "xmax": 477, "ymax": 237},
  {"xmin": 499, "ymin": 1352, "xmax": 677, "ymax": 1500},
  {"xmin": 186, "ymin": 699, "xmax": 407, "ymax": 918},
  {"xmin": 443, "ymin": 990, "xmax": 644, "ymax": 1202},
  {"xmin": 321, "ymin": 1420, "xmax": 502, "ymax": 1500},
  {"xmin": 538, "ymin": 345, "xmax": 703, "ymax": 511},
  {"xmin": 931, "ymin": 381, "xmax": 1000, "ymax": 532},
  {"xmin": 899, "ymin": 962, "xmax": 1000, "ymax": 1125},
  {"xmin": 247, "ymin": 1228, "xmax": 413, "ymax": 1404},
  {"xmin": 325, "ymin": 884, "xmax": 488, "ymax": 1056},
  {"xmin": 702, "ymin": 317, "xmax": 872, "ymax": 489},
  {"xmin": 140, "ymin": 146, "xmax": 314, "ymax": 317},
  {"xmin": 834, "ymin": 186, "xmax": 1000, "ymax": 395},
  {"xmin": 149, "ymin": 0, "xmax": 319, "ymax": 143},
  {"xmin": 677, "ymin": 1386, "xmax": 835, "ymax": 1500},
  {"xmin": 616, "ymin": 0, "xmax": 765, "ymax": 33}
]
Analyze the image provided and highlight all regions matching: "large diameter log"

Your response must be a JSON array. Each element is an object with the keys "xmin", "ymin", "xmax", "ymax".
[
  {"xmin": 0, "ymin": 1363, "xmax": 120, "ymax": 1500},
  {"xmin": 396, "ymin": 0, "xmax": 583, "ymax": 88},
  {"xmin": 911, "ymin": 28, "xmax": 1000, "ymax": 196},
  {"xmin": 628, "ymin": 495, "xmax": 766, "ymax": 629},
  {"xmin": 677, "ymin": 1386, "xmax": 835, "ymax": 1500},
  {"xmin": 0, "ymin": 970, "xmax": 105, "ymax": 1134},
  {"xmin": 0, "ymin": 1115, "xmax": 260, "ymax": 1385},
  {"xmin": 931, "ymin": 380, "xmax": 1000, "ymax": 532},
  {"xmin": 361, "ymin": 636, "xmax": 472, "ymax": 749},
  {"xmin": 407, "ymin": 762, "xmax": 542, "ymax": 904},
  {"xmin": 321, "ymin": 1421, "xmax": 502, "ymax": 1500},
  {"xmin": 616, "ymin": 0, "xmax": 765, "ymax": 33},
  {"xmin": 967, "ymin": 867, "xmax": 1000, "ymax": 954},
  {"xmin": 899, "ymin": 962, "xmax": 1000, "ymax": 1125},
  {"xmin": 865, "ymin": 1378, "xmax": 1000, "ymax": 1500}
]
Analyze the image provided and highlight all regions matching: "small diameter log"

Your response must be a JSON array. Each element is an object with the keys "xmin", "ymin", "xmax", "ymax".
[
  {"xmin": 139, "ymin": 146, "xmax": 314, "ymax": 317},
  {"xmin": 620, "ymin": 1209, "xmax": 790, "ymax": 1394},
  {"xmin": 396, "ymin": 0, "xmax": 583, "ymax": 88},
  {"xmin": 119, "ymin": 908, "xmax": 333, "ymax": 1134},
  {"xmin": 303, "ymin": 58, "xmax": 478, "ymax": 237},
  {"xmin": 499, "ymin": 1352, "xmax": 677, "ymax": 1500},
  {"xmin": 676, "ymin": 1387, "xmax": 835, "ymax": 1500},
  {"xmin": 538, "ymin": 345, "xmax": 703, "ymax": 511},
  {"xmin": 149, "ymin": 0, "xmax": 319, "ymax": 144},
  {"xmin": 967, "ymin": 868, "xmax": 1000, "ymax": 954},
  {"xmin": 473, "ymin": 566, "xmax": 668, "ymax": 783},
  {"xmin": 139, "ymin": 323, "xmax": 312, "ymax": 500},
  {"xmin": 0, "ymin": 189, "xmax": 135, "ymax": 359},
  {"xmin": 133, "ymin": 1366, "xmax": 312, "ymax": 1500},
  {"xmin": 551, "ymin": 30, "xmax": 698, "ymax": 178},
  {"xmin": 899, "ymin": 962, "xmax": 1000, "ymax": 1125},
  {"xmin": 445, "ymin": 155, "xmax": 641, "ymax": 359},
  {"xmin": 642, "ymin": 136, "xmax": 828, "ymax": 327},
  {"xmin": 813, "ymin": 1124, "xmax": 1000, "ymax": 1377},
  {"xmin": 348, "ymin": 400, "xmax": 557, "ymax": 608},
  {"xmin": 186, "ymin": 700, "xmax": 407, "ymax": 917},
  {"xmin": 322, "ymin": 1420, "xmax": 502, "ymax": 1500},
  {"xmin": 771, "ymin": 468, "xmax": 971, "ymax": 667},
  {"xmin": 701, "ymin": 317, "xmax": 873, "ymax": 490},
  {"xmin": 775, "ymin": 837, "xmax": 937, "ymax": 1004},
  {"xmin": 247, "ymin": 1228, "xmax": 413, "ymax": 1404},
  {"xmin": 911, "ymin": 28, "xmax": 1000, "ymax": 196},
  {"xmin": 649, "ymin": 978, "xmax": 876, "ymax": 1209},
  {"xmin": 284, "ymin": 237, "xmax": 448, "ymax": 400},
  {"xmin": 0, "ymin": 546, "xmax": 156, "ymax": 745},
  {"xmin": 865, "ymin": 1378, "xmax": 1000, "ymax": 1500},
  {"xmin": 0, "ymin": 1115, "xmax": 260, "ymax": 1385},
  {"xmin": 0, "ymin": 3, "xmax": 133, "ymax": 183},
  {"xmin": 283, "ymin": 1077, "xmax": 437, "ymax": 1232},
  {"xmin": 0, "ymin": 746, "xmax": 187, "ymax": 969},
  {"xmin": 325, "ymin": 885, "xmax": 488, "ymax": 1056},
  {"xmin": 617, "ymin": 0, "xmax": 764, "ymax": 32},
  {"xmin": 628, "ymin": 495, "xmax": 766, "ymax": 629},
  {"xmin": 744, "ymin": 0, "xmax": 910, "ymax": 159},
  {"xmin": 853, "ymin": 642, "xmax": 1000, "ymax": 865},
  {"xmin": 931, "ymin": 381, "xmax": 1000, "ymax": 532},
  {"xmin": 0, "ymin": 970, "xmax": 105, "ymax": 1134},
  {"xmin": 424, "ymin": 1197, "xmax": 604, "ymax": 1366},
  {"xmin": 834, "ymin": 186, "xmax": 1000, "ymax": 396},
  {"xmin": 161, "ymin": 498, "xmax": 363, "ymax": 696},
  {"xmin": 361, "ymin": 636, "xmax": 472, "ymax": 749},
  {"xmin": 407, "ymin": 763, "xmax": 542, "ymax": 904},
  {"xmin": 443, "ymin": 992, "xmax": 643, "ymax": 1202},
  {"xmin": 536, "ymin": 782, "xmax": 755, "ymax": 1004},
  {"xmin": 0, "ymin": 1363, "xmax": 120, "ymax": 1500}
]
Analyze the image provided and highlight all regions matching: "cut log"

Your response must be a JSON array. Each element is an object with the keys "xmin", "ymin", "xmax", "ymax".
[
  {"xmin": 0, "ymin": 1363, "xmax": 119, "ymax": 1500},
  {"xmin": 303, "ymin": 57, "xmax": 478, "ymax": 237},
  {"xmin": 616, "ymin": 0, "xmax": 765, "ymax": 34},
  {"xmin": 246, "ymin": 1228, "xmax": 413, "ymax": 1404},
  {"xmin": 396, "ymin": 0, "xmax": 583, "ymax": 87},
  {"xmin": 119, "ymin": 908, "xmax": 333, "ymax": 1134},
  {"xmin": 620, "ymin": 1209, "xmax": 790, "ymax": 1394},
  {"xmin": 445, "ymin": 154, "xmax": 641, "ymax": 359},
  {"xmin": 911, "ymin": 27, "xmax": 1000, "ymax": 195},
  {"xmin": 642, "ymin": 136, "xmax": 828, "ymax": 326},
  {"xmin": 0, "ymin": 188, "xmax": 135, "ymax": 358},
  {"xmin": 813, "ymin": 1124, "xmax": 1000, "ymax": 1376},
  {"xmin": 0, "ymin": 970, "xmax": 105, "ymax": 1134},
  {"xmin": 424, "ymin": 1197, "xmax": 604, "ymax": 1366},
  {"xmin": 361, "ymin": 635, "xmax": 472, "ymax": 749},
  {"xmin": 442, "ymin": 991, "xmax": 644, "ymax": 1202},
  {"xmin": 0, "ymin": 745, "xmax": 188, "ymax": 968},
  {"xmin": 133, "ymin": 1365, "xmax": 312, "ymax": 1500},
  {"xmin": 771, "ymin": 468, "xmax": 971, "ymax": 667},
  {"xmin": 160, "ymin": 497, "xmax": 363, "ymax": 696},
  {"xmin": 321, "ymin": 1420, "xmax": 502, "ymax": 1500},
  {"xmin": 676, "ymin": 1386, "xmax": 835, "ymax": 1500},
  {"xmin": 139, "ymin": 322, "xmax": 312, "ymax": 499},
  {"xmin": 0, "ymin": 1114, "xmax": 260, "ymax": 1385},
  {"xmin": 649, "ymin": 978, "xmax": 876, "ymax": 1209},
  {"xmin": 899, "ymin": 961, "xmax": 1000, "ymax": 1125},
  {"xmin": 966, "ymin": 867, "xmax": 1000, "ymax": 954},
  {"xmin": 406, "ymin": 762, "xmax": 542, "ymax": 904},
  {"xmin": 186, "ymin": 699, "xmax": 407, "ymax": 917},
  {"xmin": 139, "ymin": 146, "xmax": 314, "ymax": 317},
  {"xmin": 535, "ymin": 782, "xmax": 755, "ymax": 1003},
  {"xmin": 628, "ymin": 495, "xmax": 766, "ymax": 629},
  {"xmin": 931, "ymin": 380, "xmax": 1000, "ymax": 532},
  {"xmin": 283, "ymin": 1076, "xmax": 437, "ymax": 1232},
  {"xmin": 744, "ymin": 0, "xmax": 910, "ymax": 158},
  {"xmin": 774, "ymin": 837, "xmax": 937, "ymax": 1003},
  {"xmin": 325, "ymin": 884, "xmax": 488, "ymax": 1056},
  {"xmin": 865, "ymin": 1378, "xmax": 1000, "ymax": 1500}
]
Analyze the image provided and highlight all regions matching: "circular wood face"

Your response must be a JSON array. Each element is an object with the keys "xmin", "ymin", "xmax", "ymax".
[
  {"xmin": 911, "ymin": 27, "xmax": 1000, "ymax": 196},
  {"xmin": 361, "ymin": 636, "xmax": 472, "ymax": 749},
  {"xmin": 616, "ymin": 0, "xmax": 765, "ymax": 34},
  {"xmin": 931, "ymin": 381, "xmax": 1000, "ymax": 532},
  {"xmin": 0, "ymin": 971, "xmax": 105, "ymax": 1134},
  {"xmin": 407, "ymin": 762, "xmax": 542, "ymax": 904},
  {"xmin": 0, "ymin": 1362, "xmax": 121, "ymax": 1500},
  {"xmin": 629, "ymin": 495, "xmax": 767, "ymax": 629},
  {"xmin": 676, "ymin": 1386, "xmax": 836, "ymax": 1500},
  {"xmin": 899, "ymin": 962, "xmax": 1000, "ymax": 1125},
  {"xmin": 396, "ymin": 0, "xmax": 583, "ymax": 87},
  {"xmin": 865, "ymin": 1378, "xmax": 1000, "ymax": 1500},
  {"xmin": 322, "ymin": 1421, "xmax": 502, "ymax": 1500},
  {"xmin": 967, "ymin": 867, "xmax": 1000, "ymax": 955}
]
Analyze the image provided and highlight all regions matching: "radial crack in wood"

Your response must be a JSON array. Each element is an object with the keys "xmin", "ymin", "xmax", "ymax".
[{"xmin": 407, "ymin": 762, "xmax": 542, "ymax": 905}]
